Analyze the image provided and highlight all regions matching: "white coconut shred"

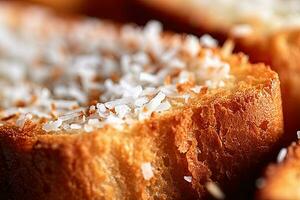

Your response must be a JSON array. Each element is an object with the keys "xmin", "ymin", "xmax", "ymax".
[{"xmin": 0, "ymin": 8, "xmax": 231, "ymax": 132}]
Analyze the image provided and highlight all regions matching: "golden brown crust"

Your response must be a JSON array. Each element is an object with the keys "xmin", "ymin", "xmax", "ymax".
[
  {"xmin": 135, "ymin": 0, "xmax": 300, "ymax": 141},
  {"xmin": 0, "ymin": 2, "xmax": 284, "ymax": 200},
  {"xmin": 256, "ymin": 141, "xmax": 300, "ymax": 200},
  {"xmin": 237, "ymin": 29, "xmax": 300, "ymax": 141},
  {"xmin": 0, "ymin": 65, "xmax": 283, "ymax": 199}
]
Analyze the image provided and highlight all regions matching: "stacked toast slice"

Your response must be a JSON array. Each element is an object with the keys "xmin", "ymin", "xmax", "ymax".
[
  {"xmin": 0, "ymin": 2, "xmax": 284, "ymax": 200},
  {"xmin": 257, "ymin": 140, "xmax": 300, "ymax": 200},
  {"xmin": 136, "ymin": 0, "xmax": 300, "ymax": 139}
]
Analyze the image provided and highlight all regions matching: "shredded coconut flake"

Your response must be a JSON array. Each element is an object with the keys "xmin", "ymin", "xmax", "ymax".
[
  {"xmin": 146, "ymin": 91, "xmax": 166, "ymax": 112},
  {"xmin": 183, "ymin": 176, "xmax": 192, "ymax": 183},
  {"xmin": 115, "ymin": 105, "xmax": 131, "ymax": 119},
  {"xmin": 184, "ymin": 35, "xmax": 200, "ymax": 56},
  {"xmin": 70, "ymin": 124, "xmax": 82, "ymax": 130},
  {"xmin": 297, "ymin": 131, "xmax": 300, "ymax": 139},
  {"xmin": 277, "ymin": 148, "xmax": 287, "ymax": 163},
  {"xmin": 88, "ymin": 118, "xmax": 100, "ymax": 125},
  {"xmin": 16, "ymin": 113, "xmax": 33, "ymax": 128},
  {"xmin": 140, "ymin": 72, "xmax": 159, "ymax": 84},
  {"xmin": 0, "ymin": 9, "xmax": 231, "ymax": 132},
  {"xmin": 42, "ymin": 119, "xmax": 63, "ymax": 132},
  {"xmin": 199, "ymin": 34, "xmax": 218, "ymax": 48},
  {"xmin": 191, "ymin": 86, "xmax": 203, "ymax": 93},
  {"xmin": 141, "ymin": 162, "xmax": 154, "ymax": 180},
  {"xmin": 84, "ymin": 124, "xmax": 94, "ymax": 132},
  {"xmin": 205, "ymin": 182, "xmax": 225, "ymax": 200},
  {"xmin": 231, "ymin": 24, "xmax": 253, "ymax": 37}
]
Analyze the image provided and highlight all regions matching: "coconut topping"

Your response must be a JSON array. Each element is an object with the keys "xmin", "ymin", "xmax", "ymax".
[
  {"xmin": 0, "ymin": 7, "xmax": 231, "ymax": 132},
  {"xmin": 277, "ymin": 148, "xmax": 287, "ymax": 163},
  {"xmin": 183, "ymin": 176, "xmax": 192, "ymax": 183},
  {"xmin": 188, "ymin": 0, "xmax": 300, "ymax": 33},
  {"xmin": 141, "ymin": 162, "xmax": 154, "ymax": 180},
  {"xmin": 205, "ymin": 182, "xmax": 225, "ymax": 200},
  {"xmin": 231, "ymin": 24, "xmax": 254, "ymax": 37}
]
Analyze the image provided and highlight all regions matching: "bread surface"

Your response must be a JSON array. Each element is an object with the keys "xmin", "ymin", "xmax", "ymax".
[
  {"xmin": 0, "ymin": 2, "xmax": 284, "ymax": 200},
  {"xmin": 257, "ymin": 141, "xmax": 300, "ymax": 200},
  {"xmin": 136, "ymin": 0, "xmax": 300, "ymax": 139}
]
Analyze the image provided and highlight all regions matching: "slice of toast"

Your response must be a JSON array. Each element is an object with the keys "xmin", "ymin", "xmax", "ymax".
[
  {"xmin": 257, "ymin": 140, "xmax": 300, "ymax": 200},
  {"xmin": 136, "ymin": 0, "xmax": 300, "ymax": 140},
  {"xmin": 0, "ymin": 2, "xmax": 284, "ymax": 200}
]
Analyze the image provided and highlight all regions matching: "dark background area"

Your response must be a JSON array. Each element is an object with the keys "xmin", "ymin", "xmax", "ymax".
[{"xmin": 1, "ymin": 0, "xmax": 210, "ymax": 36}]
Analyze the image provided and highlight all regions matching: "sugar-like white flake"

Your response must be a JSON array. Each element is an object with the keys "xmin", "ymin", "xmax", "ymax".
[
  {"xmin": 146, "ymin": 92, "xmax": 166, "ymax": 112},
  {"xmin": 89, "ymin": 105, "xmax": 96, "ymax": 112},
  {"xmin": 132, "ymin": 52, "xmax": 149, "ymax": 65},
  {"xmin": 184, "ymin": 35, "xmax": 200, "ymax": 56},
  {"xmin": 134, "ymin": 97, "xmax": 149, "ymax": 107},
  {"xmin": 168, "ymin": 58, "xmax": 185, "ymax": 69},
  {"xmin": 191, "ymin": 86, "xmax": 202, "ymax": 93},
  {"xmin": 104, "ymin": 98, "xmax": 132, "ymax": 109},
  {"xmin": 140, "ymin": 72, "xmax": 159, "ymax": 84},
  {"xmin": 53, "ymin": 100, "xmax": 79, "ymax": 109},
  {"xmin": 70, "ymin": 124, "xmax": 82, "ymax": 130},
  {"xmin": 231, "ymin": 24, "xmax": 253, "ymax": 37},
  {"xmin": 115, "ymin": 105, "xmax": 131, "ymax": 119},
  {"xmin": 155, "ymin": 101, "xmax": 171, "ymax": 113},
  {"xmin": 96, "ymin": 103, "xmax": 105, "ymax": 111},
  {"xmin": 178, "ymin": 71, "xmax": 191, "ymax": 84},
  {"xmin": 58, "ymin": 110, "xmax": 83, "ymax": 122},
  {"xmin": 183, "ymin": 176, "xmax": 192, "ymax": 183},
  {"xmin": 84, "ymin": 124, "xmax": 94, "ymax": 132},
  {"xmin": 16, "ymin": 113, "xmax": 33, "ymax": 128},
  {"xmin": 297, "ymin": 131, "xmax": 300, "ymax": 139},
  {"xmin": 205, "ymin": 182, "xmax": 225, "ymax": 200},
  {"xmin": 88, "ymin": 118, "xmax": 100, "ymax": 125},
  {"xmin": 43, "ymin": 119, "xmax": 63, "ymax": 132},
  {"xmin": 199, "ymin": 34, "xmax": 218, "ymax": 48},
  {"xmin": 277, "ymin": 148, "xmax": 287, "ymax": 163},
  {"xmin": 141, "ymin": 162, "xmax": 154, "ymax": 180},
  {"xmin": 0, "ymin": 8, "xmax": 231, "ymax": 132}
]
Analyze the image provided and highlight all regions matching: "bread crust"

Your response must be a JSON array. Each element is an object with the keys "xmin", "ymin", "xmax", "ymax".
[
  {"xmin": 236, "ymin": 29, "xmax": 300, "ymax": 142},
  {"xmin": 0, "ymin": 64, "xmax": 283, "ymax": 199},
  {"xmin": 257, "ymin": 141, "xmax": 300, "ymax": 200},
  {"xmin": 0, "ymin": 2, "xmax": 284, "ymax": 199},
  {"xmin": 135, "ymin": 0, "xmax": 300, "ymax": 141}
]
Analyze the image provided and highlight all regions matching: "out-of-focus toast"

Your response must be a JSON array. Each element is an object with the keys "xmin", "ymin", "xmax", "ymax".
[
  {"xmin": 257, "ymin": 141, "xmax": 300, "ymax": 200},
  {"xmin": 0, "ymin": 2, "xmax": 284, "ymax": 200}
]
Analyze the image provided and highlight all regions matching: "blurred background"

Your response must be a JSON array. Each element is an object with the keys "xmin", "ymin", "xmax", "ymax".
[
  {"xmin": 1, "ymin": 0, "xmax": 202, "ymax": 36},
  {"xmin": 2, "ymin": 0, "xmax": 141, "ymax": 23},
  {"xmin": 15, "ymin": 0, "xmax": 133, "ymax": 22}
]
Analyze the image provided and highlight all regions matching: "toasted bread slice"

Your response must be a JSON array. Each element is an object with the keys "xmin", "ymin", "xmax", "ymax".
[
  {"xmin": 136, "ymin": 0, "xmax": 300, "ymax": 140},
  {"xmin": 0, "ymin": 2, "xmax": 283, "ymax": 200},
  {"xmin": 257, "ymin": 140, "xmax": 300, "ymax": 200}
]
